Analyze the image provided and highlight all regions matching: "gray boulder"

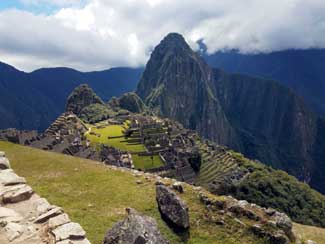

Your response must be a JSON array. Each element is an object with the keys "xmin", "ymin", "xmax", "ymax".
[
  {"xmin": 156, "ymin": 185, "xmax": 189, "ymax": 229},
  {"xmin": 103, "ymin": 208, "xmax": 169, "ymax": 244},
  {"xmin": 0, "ymin": 152, "xmax": 10, "ymax": 170}
]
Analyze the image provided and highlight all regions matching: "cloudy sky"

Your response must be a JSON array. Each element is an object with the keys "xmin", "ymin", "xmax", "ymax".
[{"xmin": 0, "ymin": 0, "xmax": 325, "ymax": 71}]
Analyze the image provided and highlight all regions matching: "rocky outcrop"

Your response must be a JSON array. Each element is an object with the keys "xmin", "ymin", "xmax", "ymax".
[
  {"xmin": 0, "ymin": 152, "xmax": 90, "ymax": 244},
  {"xmin": 103, "ymin": 208, "xmax": 169, "ymax": 244},
  {"xmin": 199, "ymin": 191, "xmax": 296, "ymax": 244},
  {"xmin": 156, "ymin": 184, "xmax": 189, "ymax": 229},
  {"xmin": 66, "ymin": 84, "xmax": 104, "ymax": 116}
]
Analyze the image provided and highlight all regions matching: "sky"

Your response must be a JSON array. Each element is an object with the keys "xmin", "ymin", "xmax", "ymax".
[{"xmin": 0, "ymin": 0, "xmax": 325, "ymax": 72}]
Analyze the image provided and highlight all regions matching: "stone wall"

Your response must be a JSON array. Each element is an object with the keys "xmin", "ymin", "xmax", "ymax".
[{"xmin": 0, "ymin": 151, "xmax": 90, "ymax": 244}]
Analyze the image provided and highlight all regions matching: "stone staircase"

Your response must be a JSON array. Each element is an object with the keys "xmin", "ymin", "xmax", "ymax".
[{"xmin": 0, "ymin": 152, "xmax": 90, "ymax": 244}]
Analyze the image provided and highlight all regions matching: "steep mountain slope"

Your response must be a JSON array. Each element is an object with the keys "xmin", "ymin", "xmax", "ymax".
[
  {"xmin": 136, "ymin": 33, "xmax": 325, "ymax": 193},
  {"xmin": 203, "ymin": 49, "xmax": 325, "ymax": 116},
  {"xmin": 137, "ymin": 33, "xmax": 237, "ymax": 147},
  {"xmin": 0, "ymin": 62, "xmax": 142, "ymax": 131}
]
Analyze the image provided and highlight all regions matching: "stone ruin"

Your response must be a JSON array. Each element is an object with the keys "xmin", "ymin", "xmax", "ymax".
[
  {"xmin": 124, "ymin": 114, "xmax": 201, "ymax": 183},
  {"xmin": 0, "ymin": 152, "xmax": 90, "ymax": 244}
]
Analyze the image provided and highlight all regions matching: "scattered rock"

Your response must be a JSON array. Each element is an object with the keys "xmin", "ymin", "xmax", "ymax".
[
  {"xmin": 0, "ymin": 169, "xmax": 26, "ymax": 186},
  {"xmin": 48, "ymin": 213, "xmax": 71, "ymax": 230},
  {"xmin": 1, "ymin": 184, "xmax": 33, "ymax": 203},
  {"xmin": 33, "ymin": 198, "xmax": 52, "ymax": 216},
  {"xmin": 103, "ymin": 208, "xmax": 169, "ymax": 244},
  {"xmin": 227, "ymin": 201, "xmax": 260, "ymax": 221},
  {"xmin": 52, "ymin": 222, "xmax": 86, "ymax": 241},
  {"xmin": 172, "ymin": 182, "xmax": 184, "ymax": 193},
  {"xmin": 0, "ymin": 153, "xmax": 10, "ymax": 170},
  {"xmin": 4, "ymin": 222, "xmax": 24, "ymax": 241},
  {"xmin": 156, "ymin": 184, "xmax": 189, "ymax": 229},
  {"xmin": 306, "ymin": 240, "xmax": 317, "ymax": 244},
  {"xmin": 56, "ymin": 239, "xmax": 91, "ymax": 244},
  {"xmin": 0, "ymin": 207, "xmax": 23, "ymax": 222},
  {"xmin": 34, "ymin": 207, "xmax": 63, "ymax": 223},
  {"xmin": 273, "ymin": 212, "xmax": 292, "ymax": 232}
]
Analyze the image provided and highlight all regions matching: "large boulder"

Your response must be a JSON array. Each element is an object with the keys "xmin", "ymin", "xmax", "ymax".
[
  {"xmin": 156, "ymin": 185, "xmax": 189, "ymax": 229},
  {"xmin": 103, "ymin": 208, "xmax": 169, "ymax": 244}
]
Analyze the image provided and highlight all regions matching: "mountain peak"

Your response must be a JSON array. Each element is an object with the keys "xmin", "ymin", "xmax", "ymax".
[
  {"xmin": 65, "ymin": 84, "xmax": 104, "ymax": 115},
  {"xmin": 156, "ymin": 32, "xmax": 191, "ymax": 52}
]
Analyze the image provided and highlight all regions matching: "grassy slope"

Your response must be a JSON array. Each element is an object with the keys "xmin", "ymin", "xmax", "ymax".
[
  {"xmin": 294, "ymin": 223, "xmax": 325, "ymax": 244},
  {"xmin": 85, "ymin": 123, "xmax": 163, "ymax": 170},
  {"xmin": 1, "ymin": 141, "xmax": 275, "ymax": 244}
]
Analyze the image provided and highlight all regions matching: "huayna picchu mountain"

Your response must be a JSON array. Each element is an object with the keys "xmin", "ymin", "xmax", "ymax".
[{"xmin": 136, "ymin": 33, "xmax": 325, "ymax": 194}]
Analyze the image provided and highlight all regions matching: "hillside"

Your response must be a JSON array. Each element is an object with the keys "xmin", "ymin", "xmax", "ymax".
[
  {"xmin": 0, "ymin": 62, "xmax": 142, "ymax": 131},
  {"xmin": 203, "ymin": 49, "xmax": 325, "ymax": 116},
  {"xmin": 136, "ymin": 33, "xmax": 325, "ymax": 194},
  {"xmin": 1, "ymin": 141, "xmax": 325, "ymax": 244}
]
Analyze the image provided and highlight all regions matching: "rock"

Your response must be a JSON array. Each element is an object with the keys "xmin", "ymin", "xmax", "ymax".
[
  {"xmin": 269, "ymin": 232, "xmax": 290, "ymax": 244},
  {"xmin": 227, "ymin": 201, "xmax": 260, "ymax": 221},
  {"xmin": 103, "ymin": 208, "xmax": 169, "ymax": 244},
  {"xmin": 1, "ymin": 184, "xmax": 33, "ymax": 203},
  {"xmin": 172, "ymin": 182, "xmax": 184, "ymax": 193},
  {"xmin": 4, "ymin": 222, "xmax": 24, "ymax": 241},
  {"xmin": 33, "ymin": 198, "xmax": 52, "ymax": 216},
  {"xmin": 0, "ymin": 207, "xmax": 23, "ymax": 222},
  {"xmin": 52, "ymin": 222, "xmax": 86, "ymax": 241},
  {"xmin": 156, "ymin": 184, "xmax": 189, "ymax": 229},
  {"xmin": 0, "ymin": 155, "xmax": 10, "ymax": 170},
  {"xmin": 48, "ymin": 213, "xmax": 70, "ymax": 230},
  {"xmin": 34, "ymin": 206, "xmax": 63, "ymax": 223},
  {"xmin": 0, "ymin": 169, "xmax": 26, "ymax": 186},
  {"xmin": 136, "ymin": 180, "xmax": 143, "ymax": 184},
  {"xmin": 273, "ymin": 212, "xmax": 292, "ymax": 232},
  {"xmin": 56, "ymin": 239, "xmax": 91, "ymax": 244},
  {"xmin": 306, "ymin": 240, "xmax": 317, "ymax": 244}
]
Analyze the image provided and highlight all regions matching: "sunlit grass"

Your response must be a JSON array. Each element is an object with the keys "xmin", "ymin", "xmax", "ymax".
[{"xmin": 85, "ymin": 123, "xmax": 163, "ymax": 170}]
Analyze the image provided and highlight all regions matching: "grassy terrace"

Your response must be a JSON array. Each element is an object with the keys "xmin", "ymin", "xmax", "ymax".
[
  {"xmin": 0, "ymin": 141, "xmax": 283, "ymax": 244},
  {"xmin": 85, "ymin": 122, "xmax": 163, "ymax": 170}
]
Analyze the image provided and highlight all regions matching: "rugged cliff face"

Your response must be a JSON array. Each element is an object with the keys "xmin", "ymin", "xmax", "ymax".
[
  {"xmin": 137, "ymin": 33, "xmax": 238, "ymax": 147},
  {"xmin": 136, "ymin": 33, "xmax": 325, "ymax": 193},
  {"xmin": 212, "ymin": 70, "xmax": 318, "ymax": 181}
]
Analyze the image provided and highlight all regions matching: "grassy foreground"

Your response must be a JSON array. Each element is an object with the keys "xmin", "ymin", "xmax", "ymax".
[
  {"xmin": 85, "ymin": 124, "xmax": 163, "ymax": 170},
  {"xmin": 1, "ymin": 141, "xmax": 324, "ymax": 244}
]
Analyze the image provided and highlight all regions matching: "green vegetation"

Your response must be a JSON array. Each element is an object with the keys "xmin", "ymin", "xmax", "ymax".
[
  {"xmin": 197, "ymin": 143, "xmax": 325, "ymax": 228},
  {"xmin": 230, "ymin": 152, "xmax": 325, "ymax": 227},
  {"xmin": 1, "ymin": 141, "xmax": 277, "ymax": 244},
  {"xmin": 294, "ymin": 223, "xmax": 325, "ymax": 244},
  {"xmin": 79, "ymin": 104, "xmax": 116, "ymax": 124},
  {"xmin": 85, "ymin": 123, "xmax": 163, "ymax": 170}
]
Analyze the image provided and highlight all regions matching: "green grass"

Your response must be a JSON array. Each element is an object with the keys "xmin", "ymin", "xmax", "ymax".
[
  {"xmin": 0, "ymin": 141, "xmax": 275, "ymax": 244},
  {"xmin": 294, "ymin": 223, "xmax": 325, "ymax": 244},
  {"xmin": 85, "ymin": 124, "xmax": 163, "ymax": 170}
]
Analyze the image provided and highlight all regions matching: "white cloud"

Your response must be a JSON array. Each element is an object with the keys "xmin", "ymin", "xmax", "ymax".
[{"xmin": 1, "ymin": 0, "xmax": 325, "ymax": 71}]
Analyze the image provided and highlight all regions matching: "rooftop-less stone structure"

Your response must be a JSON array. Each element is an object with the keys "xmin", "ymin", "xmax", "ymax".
[{"xmin": 0, "ymin": 151, "xmax": 90, "ymax": 244}]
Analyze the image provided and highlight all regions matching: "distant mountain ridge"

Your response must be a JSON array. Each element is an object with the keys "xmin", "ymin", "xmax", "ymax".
[
  {"xmin": 136, "ymin": 33, "xmax": 325, "ymax": 194},
  {"xmin": 0, "ymin": 62, "xmax": 143, "ymax": 131},
  {"xmin": 203, "ymin": 49, "xmax": 325, "ymax": 116}
]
